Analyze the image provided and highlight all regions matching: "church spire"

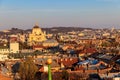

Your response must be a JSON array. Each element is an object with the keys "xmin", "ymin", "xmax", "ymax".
[{"xmin": 35, "ymin": 22, "xmax": 39, "ymax": 26}]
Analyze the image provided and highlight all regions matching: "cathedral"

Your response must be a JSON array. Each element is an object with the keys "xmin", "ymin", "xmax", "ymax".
[{"xmin": 28, "ymin": 24, "xmax": 47, "ymax": 45}]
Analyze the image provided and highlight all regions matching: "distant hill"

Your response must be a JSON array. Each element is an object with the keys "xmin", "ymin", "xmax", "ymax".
[
  {"xmin": 0, "ymin": 27, "xmax": 93, "ymax": 35},
  {"xmin": 42, "ymin": 27, "xmax": 93, "ymax": 34}
]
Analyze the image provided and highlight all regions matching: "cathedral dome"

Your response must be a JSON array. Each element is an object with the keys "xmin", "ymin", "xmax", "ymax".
[
  {"xmin": 33, "ymin": 25, "xmax": 39, "ymax": 28},
  {"xmin": 29, "ymin": 24, "xmax": 47, "ymax": 45},
  {"xmin": 32, "ymin": 24, "xmax": 42, "ymax": 35}
]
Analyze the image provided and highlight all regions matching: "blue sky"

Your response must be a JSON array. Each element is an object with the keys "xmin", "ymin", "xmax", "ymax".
[{"xmin": 0, "ymin": 0, "xmax": 120, "ymax": 30}]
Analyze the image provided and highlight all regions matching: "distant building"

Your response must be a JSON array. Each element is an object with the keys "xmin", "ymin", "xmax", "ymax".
[
  {"xmin": 0, "ymin": 42, "xmax": 19, "ymax": 54},
  {"xmin": 18, "ymin": 34, "xmax": 26, "ymax": 43},
  {"xmin": 33, "ymin": 45, "xmax": 45, "ymax": 51},
  {"xmin": 42, "ymin": 39, "xmax": 59, "ymax": 47},
  {"xmin": 0, "ymin": 54, "xmax": 8, "ymax": 61},
  {"xmin": 9, "ymin": 35, "xmax": 18, "ymax": 42},
  {"xmin": 78, "ymin": 32, "xmax": 85, "ymax": 37},
  {"xmin": 28, "ymin": 24, "xmax": 46, "ymax": 45},
  {"xmin": 102, "ymin": 32, "xmax": 110, "ymax": 37},
  {"xmin": 0, "ymin": 48, "xmax": 9, "ymax": 54},
  {"xmin": 10, "ymin": 42, "xmax": 19, "ymax": 53}
]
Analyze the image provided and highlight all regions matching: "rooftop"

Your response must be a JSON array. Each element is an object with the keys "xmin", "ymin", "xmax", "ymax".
[{"xmin": 0, "ymin": 73, "xmax": 12, "ymax": 80}]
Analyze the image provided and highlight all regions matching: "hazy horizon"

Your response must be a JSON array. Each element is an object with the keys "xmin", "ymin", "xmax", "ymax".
[{"xmin": 0, "ymin": 0, "xmax": 120, "ymax": 30}]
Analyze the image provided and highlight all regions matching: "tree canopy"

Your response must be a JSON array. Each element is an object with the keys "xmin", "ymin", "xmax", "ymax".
[{"xmin": 19, "ymin": 57, "xmax": 38, "ymax": 80}]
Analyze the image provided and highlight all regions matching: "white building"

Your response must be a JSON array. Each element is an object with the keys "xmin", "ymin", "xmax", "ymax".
[
  {"xmin": 43, "ymin": 39, "xmax": 59, "ymax": 47},
  {"xmin": 0, "ymin": 48, "xmax": 9, "ymax": 54},
  {"xmin": 0, "ymin": 54, "xmax": 8, "ymax": 61},
  {"xmin": 0, "ymin": 42, "xmax": 19, "ymax": 54},
  {"xmin": 10, "ymin": 42, "xmax": 19, "ymax": 53}
]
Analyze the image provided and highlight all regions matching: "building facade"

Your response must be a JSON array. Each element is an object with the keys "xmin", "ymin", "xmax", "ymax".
[
  {"xmin": 28, "ymin": 24, "xmax": 46, "ymax": 45},
  {"xmin": 10, "ymin": 42, "xmax": 19, "ymax": 53}
]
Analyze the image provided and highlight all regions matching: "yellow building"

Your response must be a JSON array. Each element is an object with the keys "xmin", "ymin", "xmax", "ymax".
[{"xmin": 29, "ymin": 24, "xmax": 46, "ymax": 45}]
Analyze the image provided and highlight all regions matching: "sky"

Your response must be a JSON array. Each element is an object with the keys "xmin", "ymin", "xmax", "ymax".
[{"xmin": 0, "ymin": 0, "xmax": 120, "ymax": 30}]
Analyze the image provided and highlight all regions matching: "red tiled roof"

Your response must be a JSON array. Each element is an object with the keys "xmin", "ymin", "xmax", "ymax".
[
  {"xmin": 85, "ymin": 48, "xmax": 97, "ymax": 53},
  {"xmin": 58, "ymin": 58, "xmax": 78, "ymax": 67},
  {"xmin": 0, "ymin": 74, "xmax": 12, "ymax": 80},
  {"xmin": 33, "ymin": 45, "xmax": 45, "ymax": 49},
  {"xmin": 10, "ymin": 37, "xmax": 17, "ymax": 42},
  {"xmin": 33, "ymin": 44, "xmax": 49, "ymax": 49},
  {"xmin": 77, "ymin": 48, "xmax": 97, "ymax": 54}
]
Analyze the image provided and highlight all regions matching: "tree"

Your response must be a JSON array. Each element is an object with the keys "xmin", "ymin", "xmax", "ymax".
[
  {"xmin": 61, "ymin": 70, "xmax": 69, "ymax": 80},
  {"xmin": 18, "ymin": 57, "xmax": 38, "ymax": 80},
  {"xmin": 12, "ymin": 62, "xmax": 20, "ymax": 73},
  {"xmin": 101, "ymin": 41, "xmax": 111, "ymax": 47},
  {"xmin": 19, "ymin": 42, "xmax": 31, "ymax": 50},
  {"xmin": 34, "ymin": 72, "xmax": 43, "ymax": 80}
]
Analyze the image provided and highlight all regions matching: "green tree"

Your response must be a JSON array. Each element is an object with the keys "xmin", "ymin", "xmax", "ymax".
[
  {"xmin": 18, "ymin": 57, "xmax": 38, "ymax": 80},
  {"xmin": 101, "ymin": 41, "xmax": 111, "ymax": 47}
]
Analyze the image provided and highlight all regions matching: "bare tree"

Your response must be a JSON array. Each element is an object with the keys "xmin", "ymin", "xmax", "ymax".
[{"xmin": 19, "ymin": 57, "xmax": 38, "ymax": 80}]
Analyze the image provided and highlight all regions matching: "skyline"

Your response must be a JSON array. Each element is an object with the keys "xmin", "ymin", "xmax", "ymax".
[{"xmin": 0, "ymin": 0, "xmax": 120, "ymax": 30}]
